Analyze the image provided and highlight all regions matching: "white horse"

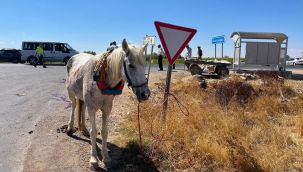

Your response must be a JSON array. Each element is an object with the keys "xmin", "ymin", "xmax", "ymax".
[{"xmin": 66, "ymin": 39, "xmax": 150, "ymax": 169}]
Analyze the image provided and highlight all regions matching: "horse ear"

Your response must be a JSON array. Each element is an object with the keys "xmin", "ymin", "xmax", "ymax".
[
  {"xmin": 142, "ymin": 43, "xmax": 148, "ymax": 53},
  {"xmin": 122, "ymin": 39, "xmax": 129, "ymax": 54}
]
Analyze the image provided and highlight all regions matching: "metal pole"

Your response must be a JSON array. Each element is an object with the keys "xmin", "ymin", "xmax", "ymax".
[
  {"xmin": 147, "ymin": 44, "xmax": 154, "ymax": 81},
  {"xmin": 284, "ymin": 39, "xmax": 288, "ymax": 72},
  {"xmin": 238, "ymin": 39, "xmax": 242, "ymax": 70},
  {"xmin": 222, "ymin": 43, "xmax": 223, "ymax": 58},
  {"xmin": 233, "ymin": 44, "xmax": 236, "ymax": 69},
  {"xmin": 162, "ymin": 64, "xmax": 173, "ymax": 122},
  {"xmin": 277, "ymin": 42, "xmax": 281, "ymax": 71},
  {"xmin": 215, "ymin": 44, "xmax": 217, "ymax": 59}
]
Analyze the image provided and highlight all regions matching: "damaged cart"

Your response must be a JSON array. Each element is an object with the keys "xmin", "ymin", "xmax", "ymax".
[{"xmin": 185, "ymin": 59, "xmax": 231, "ymax": 78}]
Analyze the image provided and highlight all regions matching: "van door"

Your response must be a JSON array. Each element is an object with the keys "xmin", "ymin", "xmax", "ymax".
[
  {"xmin": 42, "ymin": 43, "xmax": 54, "ymax": 62},
  {"xmin": 53, "ymin": 43, "xmax": 69, "ymax": 61},
  {"xmin": 22, "ymin": 42, "xmax": 39, "ymax": 61}
]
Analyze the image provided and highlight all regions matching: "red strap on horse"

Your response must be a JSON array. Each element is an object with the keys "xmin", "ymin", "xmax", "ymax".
[{"xmin": 96, "ymin": 58, "xmax": 125, "ymax": 95}]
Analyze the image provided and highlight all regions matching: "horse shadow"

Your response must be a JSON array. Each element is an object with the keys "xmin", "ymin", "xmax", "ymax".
[{"xmin": 70, "ymin": 134, "xmax": 159, "ymax": 172}]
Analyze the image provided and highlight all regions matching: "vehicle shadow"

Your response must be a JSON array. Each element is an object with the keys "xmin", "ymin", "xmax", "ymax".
[
  {"xmin": 24, "ymin": 63, "xmax": 66, "ymax": 66},
  {"xmin": 69, "ymin": 134, "xmax": 159, "ymax": 172},
  {"xmin": 290, "ymin": 73, "xmax": 303, "ymax": 80}
]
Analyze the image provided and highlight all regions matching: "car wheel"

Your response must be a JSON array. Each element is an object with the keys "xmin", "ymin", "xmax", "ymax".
[
  {"xmin": 63, "ymin": 57, "xmax": 70, "ymax": 66},
  {"xmin": 189, "ymin": 64, "xmax": 203, "ymax": 75},
  {"xmin": 28, "ymin": 56, "xmax": 37, "ymax": 65},
  {"xmin": 217, "ymin": 67, "xmax": 229, "ymax": 77},
  {"xmin": 12, "ymin": 58, "xmax": 18, "ymax": 63}
]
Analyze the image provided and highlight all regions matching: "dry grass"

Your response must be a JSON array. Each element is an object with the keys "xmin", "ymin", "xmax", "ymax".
[{"xmin": 123, "ymin": 74, "xmax": 303, "ymax": 171}]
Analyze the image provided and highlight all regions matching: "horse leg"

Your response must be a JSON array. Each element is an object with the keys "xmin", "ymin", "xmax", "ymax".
[
  {"xmin": 87, "ymin": 107, "xmax": 99, "ymax": 169},
  {"xmin": 101, "ymin": 108, "xmax": 111, "ymax": 167},
  {"xmin": 67, "ymin": 93, "xmax": 76, "ymax": 135},
  {"xmin": 78, "ymin": 100, "xmax": 89, "ymax": 136}
]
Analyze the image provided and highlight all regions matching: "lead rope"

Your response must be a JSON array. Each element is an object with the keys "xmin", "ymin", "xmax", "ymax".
[
  {"xmin": 136, "ymin": 91, "xmax": 190, "ymax": 163},
  {"xmin": 137, "ymin": 103, "xmax": 142, "ymax": 148},
  {"xmin": 137, "ymin": 102, "xmax": 152, "ymax": 163}
]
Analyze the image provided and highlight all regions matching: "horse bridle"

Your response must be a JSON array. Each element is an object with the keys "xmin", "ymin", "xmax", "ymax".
[{"xmin": 122, "ymin": 59, "xmax": 148, "ymax": 89}]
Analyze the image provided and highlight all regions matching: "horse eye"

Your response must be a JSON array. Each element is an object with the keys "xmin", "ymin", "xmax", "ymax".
[{"xmin": 128, "ymin": 64, "xmax": 135, "ymax": 69}]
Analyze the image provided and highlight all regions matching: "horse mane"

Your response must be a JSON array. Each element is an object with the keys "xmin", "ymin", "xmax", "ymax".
[
  {"xmin": 106, "ymin": 48, "xmax": 124, "ymax": 87},
  {"xmin": 102, "ymin": 45, "xmax": 144, "ymax": 87}
]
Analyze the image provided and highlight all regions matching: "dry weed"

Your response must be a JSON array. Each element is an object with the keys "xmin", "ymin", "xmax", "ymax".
[{"xmin": 124, "ymin": 76, "xmax": 303, "ymax": 171}]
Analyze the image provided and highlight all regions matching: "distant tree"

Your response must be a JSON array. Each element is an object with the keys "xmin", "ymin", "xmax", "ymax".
[
  {"xmin": 83, "ymin": 51, "xmax": 96, "ymax": 55},
  {"xmin": 285, "ymin": 55, "xmax": 290, "ymax": 60}
]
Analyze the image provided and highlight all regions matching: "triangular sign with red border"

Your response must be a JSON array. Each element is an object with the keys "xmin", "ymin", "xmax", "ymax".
[{"xmin": 155, "ymin": 21, "xmax": 197, "ymax": 65}]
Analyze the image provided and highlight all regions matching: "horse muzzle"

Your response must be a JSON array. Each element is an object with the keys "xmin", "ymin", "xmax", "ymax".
[{"xmin": 135, "ymin": 87, "xmax": 151, "ymax": 102}]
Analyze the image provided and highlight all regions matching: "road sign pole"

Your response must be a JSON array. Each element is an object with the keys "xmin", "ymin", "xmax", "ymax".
[
  {"xmin": 154, "ymin": 21, "xmax": 196, "ymax": 122},
  {"xmin": 147, "ymin": 44, "xmax": 154, "ymax": 81},
  {"xmin": 162, "ymin": 64, "xmax": 173, "ymax": 122},
  {"xmin": 222, "ymin": 43, "xmax": 223, "ymax": 58},
  {"xmin": 215, "ymin": 44, "xmax": 217, "ymax": 59}
]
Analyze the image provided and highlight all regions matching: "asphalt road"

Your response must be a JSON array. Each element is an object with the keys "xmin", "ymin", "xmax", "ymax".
[{"xmin": 0, "ymin": 64, "xmax": 69, "ymax": 171}]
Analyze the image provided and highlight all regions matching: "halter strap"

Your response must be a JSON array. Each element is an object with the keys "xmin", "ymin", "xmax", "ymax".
[{"xmin": 123, "ymin": 60, "xmax": 148, "ymax": 88}]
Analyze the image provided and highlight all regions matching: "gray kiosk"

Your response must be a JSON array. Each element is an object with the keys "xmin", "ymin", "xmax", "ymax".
[{"xmin": 231, "ymin": 32, "xmax": 288, "ymax": 71}]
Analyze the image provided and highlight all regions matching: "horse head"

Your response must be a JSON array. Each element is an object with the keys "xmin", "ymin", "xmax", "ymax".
[{"xmin": 122, "ymin": 39, "xmax": 150, "ymax": 102}]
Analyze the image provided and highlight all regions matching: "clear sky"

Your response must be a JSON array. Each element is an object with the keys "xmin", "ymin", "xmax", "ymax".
[{"xmin": 0, "ymin": 0, "xmax": 302, "ymax": 57}]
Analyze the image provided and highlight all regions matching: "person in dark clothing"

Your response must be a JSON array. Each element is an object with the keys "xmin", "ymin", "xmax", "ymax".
[
  {"xmin": 197, "ymin": 46, "xmax": 203, "ymax": 60},
  {"xmin": 157, "ymin": 44, "xmax": 164, "ymax": 71},
  {"xmin": 107, "ymin": 41, "xmax": 118, "ymax": 52}
]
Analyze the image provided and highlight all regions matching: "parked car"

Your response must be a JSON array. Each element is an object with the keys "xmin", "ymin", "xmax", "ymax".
[
  {"xmin": 286, "ymin": 58, "xmax": 303, "ymax": 66},
  {"xmin": 0, "ymin": 49, "xmax": 22, "ymax": 63},
  {"xmin": 21, "ymin": 41, "xmax": 79, "ymax": 65}
]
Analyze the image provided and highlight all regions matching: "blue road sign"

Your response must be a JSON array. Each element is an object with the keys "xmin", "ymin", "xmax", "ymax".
[{"xmin": 212, "ymin": 35, "xmax": 225, "ymax": 44}]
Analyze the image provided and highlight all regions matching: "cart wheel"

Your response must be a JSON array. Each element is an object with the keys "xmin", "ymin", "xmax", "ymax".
[
  {"xmin": 217, "ymin": 67, "xmax": 229, "ymax": 77},
  {"xmin": 189, "ymin": 64, "xmax": 203, "ymax": 75}
]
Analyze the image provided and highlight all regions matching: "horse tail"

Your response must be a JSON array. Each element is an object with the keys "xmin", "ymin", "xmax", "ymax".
[
  {"xmin": 66, "ymin": 57, "xmax": 73, "ymax": 75},
  {"xmin": 76, "ymin": 98, "xmax": 83, "ymax": 129}
]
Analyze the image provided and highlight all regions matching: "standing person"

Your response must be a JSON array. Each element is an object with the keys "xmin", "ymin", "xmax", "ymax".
[
  {"xmin": 197, "ymin": 46, "xmax": 203, "ymax": 60},
  {"xmin": 157, "ymin": 44, "xmax": 164, "ymax": 71},
  {"xmin": 185, "ymin": 45, "xmax": 192, "ymax": 60},
  {"xmin": 107, "ymin": 41, "xmax": 118, "ymax": 52},
  {"xmin": 34, "ymin": 44, "xmax": 46, "ymax": 68},
  {"xmin": 111, "ymin": 41, "xmax": 118, "ymax": 49},
  {"xmin": 107, "ymin": 42, "xmax": 113, "ymax": 51},
  {"xmin": 184, "ymin": 45, "xmax": 192, "ymax": 70}
]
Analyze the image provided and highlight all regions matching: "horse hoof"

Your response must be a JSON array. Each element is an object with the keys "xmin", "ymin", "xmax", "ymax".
[
  {"xmin": 103, "ymin": 160, "xmax": 112, "ymax": 169},
  {"xmin": 80, "ymin": 128, "xmax": 90, "ymax": 137},
  {"xmin": 90, "ymin": 157, "xmax": 99, "ymax": 170},
  {"xmin": 66, "ymin": 128, "xmax": 73, "ymax": 136},
  {"xmin": 90, "ymin": 163, "xmax": 98, "ymax": 171}
]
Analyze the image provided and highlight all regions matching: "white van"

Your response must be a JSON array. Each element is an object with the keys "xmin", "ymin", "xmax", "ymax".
[{"xmin": 21, "ymin": 41, "xmax": 78, "ymax": 65}]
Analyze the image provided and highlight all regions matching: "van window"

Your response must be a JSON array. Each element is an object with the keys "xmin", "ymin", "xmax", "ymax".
[
  {"xmin": 55, "ymin": 43, "xmax": 63, "ymax": 51},
  {"xmin": 23, "ymin": 43, "xmax": 39, "ymax": 50},
  {"xmin": 43, "ymin": 43, "xmax": 53, "ymax": 51},
  {"xmin": 65, "ymin": 44, "xmax": 73, "ymax": 50}
]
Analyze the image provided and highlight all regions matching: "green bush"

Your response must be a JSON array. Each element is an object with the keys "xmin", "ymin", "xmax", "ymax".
[{"xmin": 83, "ymin": 51, "xmax": 96, "ymax": 55}]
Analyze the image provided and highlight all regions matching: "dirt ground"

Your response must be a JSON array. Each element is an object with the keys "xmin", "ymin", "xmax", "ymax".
[{"xmin": 22, "ymin": 69, "xmax": 179, "ymax": 172}]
